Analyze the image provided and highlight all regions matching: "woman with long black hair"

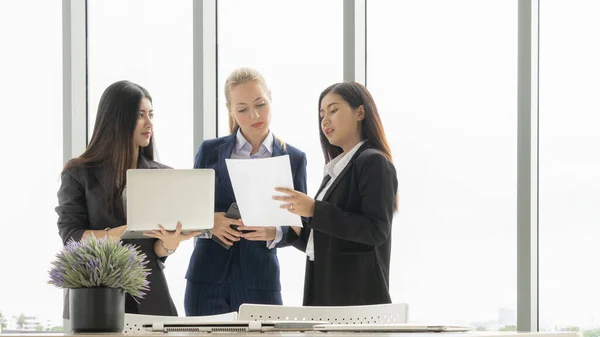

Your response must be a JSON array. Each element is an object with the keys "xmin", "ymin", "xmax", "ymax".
[{"xmin": 56, "ymin": 80, "xmax": 199, "ymax": 317}]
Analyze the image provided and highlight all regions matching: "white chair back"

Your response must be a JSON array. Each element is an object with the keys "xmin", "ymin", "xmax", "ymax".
[{"xmin": 238, "ymin": 303, "xmax": 408, "ymax": 324}]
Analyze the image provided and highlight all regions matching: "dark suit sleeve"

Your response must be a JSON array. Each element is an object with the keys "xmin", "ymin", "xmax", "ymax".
[
  {"xmin": 277, "ymin": 152, "xmax": 308, "ymax": 249},
  {"xmin": 193, "ymin": 141, "xmax": 207, "ymax": 169},
  {"xmin": 306, "ymin": 152, "xmax": 397, "ymax": 246},
  {"xmin": 286, "ymin": 219, "xmax": 309, "ymax": 252},
  {"xmin": 55, "ymin": 169, "xmax": 89, "ymax": 245}
]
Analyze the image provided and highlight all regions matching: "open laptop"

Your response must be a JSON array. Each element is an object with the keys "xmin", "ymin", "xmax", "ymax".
[
  {"xmin": 143, "ymin": 320, "xmax": 329, "ymax": 333},
  {"xmin": 313, "ymin": 323, "xmax": 472, "ymax": 333},
  {"xmin": 123, "ymin": 169, "xmax": 215, "ymax": 239}
]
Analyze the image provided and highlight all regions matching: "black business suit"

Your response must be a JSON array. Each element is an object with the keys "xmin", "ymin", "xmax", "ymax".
[
  {"xmin": 287, "ymin": 143, "xmax": 398, "ymax": 306},
  {"xmin": 55, "ymin": 154, "xmax": 178, "ymax": 318}
]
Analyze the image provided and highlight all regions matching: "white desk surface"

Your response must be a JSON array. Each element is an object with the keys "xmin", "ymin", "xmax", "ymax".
[{"xmin": 0, "ymin": 331, "xmax": 578, "ymax": 337}]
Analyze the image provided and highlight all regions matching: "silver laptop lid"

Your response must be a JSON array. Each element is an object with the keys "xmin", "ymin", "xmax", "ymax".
[{"xmin": 124, "ymin": 169, "xmax": 214, "ymax": 239}]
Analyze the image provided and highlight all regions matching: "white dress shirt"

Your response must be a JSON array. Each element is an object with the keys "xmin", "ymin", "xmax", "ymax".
[{"xmin": 306, "ymin": 140, "xmax": 366, "ymax": 261}]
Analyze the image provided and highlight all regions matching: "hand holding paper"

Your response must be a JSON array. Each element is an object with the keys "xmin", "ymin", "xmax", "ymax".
[
  {"xmin": 225, "ymin": 155, "xmax": 302, "ymax": 227},
  {"xmin": 272, "ymin": 187, "xmax": 316, "ymax": 218}
]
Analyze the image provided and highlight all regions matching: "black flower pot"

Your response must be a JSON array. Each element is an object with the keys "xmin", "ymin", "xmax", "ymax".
[{"xmin": 69, "ymin": 287, "xmax": 125, "ymax": 333}]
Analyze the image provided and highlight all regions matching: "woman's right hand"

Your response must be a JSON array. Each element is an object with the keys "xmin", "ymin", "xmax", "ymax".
[
  {"xmin": 108, "ymin": 225, "xmax": 127, "ymax": 239},
  {"xmin": 210, "ymin": 212, "xmax": 243, "ymax": 246},
  {"xmin": 83, "ymin": 224, "xmax": 127, "ymax": 240}
]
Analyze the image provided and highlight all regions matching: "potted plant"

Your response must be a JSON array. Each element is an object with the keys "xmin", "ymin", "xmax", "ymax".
[{"xmin": 48, "ymin": 235, "xmax": 150, "ymax": 332}]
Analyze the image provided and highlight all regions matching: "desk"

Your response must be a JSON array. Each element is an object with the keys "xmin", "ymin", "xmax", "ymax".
[{"xmin": 0, "ymin": 331, "xmax": 578, "ymax": 337}]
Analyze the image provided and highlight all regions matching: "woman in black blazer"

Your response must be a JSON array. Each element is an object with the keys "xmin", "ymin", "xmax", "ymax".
[
  {"xmin": 55, "ymin": 80, "xmax": 199, "ymax": 318},
  {"xmin": 274, "ymin": 81, "xmax": 397, "ymax": 306}
]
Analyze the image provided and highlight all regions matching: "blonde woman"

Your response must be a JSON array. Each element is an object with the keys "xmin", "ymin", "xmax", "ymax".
[{"xmin": 184, "ymin": 68, "xmax": 307, "ymax": 315}]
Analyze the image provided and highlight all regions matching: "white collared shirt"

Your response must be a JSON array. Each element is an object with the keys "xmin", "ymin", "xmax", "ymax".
[
  {"xmin": 306, "ymin": 140, "xmax": 366, "ymax": 261},
  {"xmin": 231, "ymin": 129, "xmax": 274, "ymax": 159}
]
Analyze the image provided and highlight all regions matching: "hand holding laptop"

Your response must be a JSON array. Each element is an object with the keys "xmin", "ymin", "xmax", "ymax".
[
  {"xmin": 107, "ymin": 224, "xmax": 128, "ymax": 239},
  {"xmin": 143, "ymin": 222, "xmax": 205, "ymax": 248}
]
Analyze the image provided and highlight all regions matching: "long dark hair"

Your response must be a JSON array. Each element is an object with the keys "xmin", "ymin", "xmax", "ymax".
[
  {"xmin": 318, "ymin": 81, "xmax": 397, "ymax": 209},
  {"xmin": 65, "ymin": 80, "xmax": 155, "ymax": 216},
  {"xmin": 318, "ymin": 81, "xmax": 393, "ymax": 163}
]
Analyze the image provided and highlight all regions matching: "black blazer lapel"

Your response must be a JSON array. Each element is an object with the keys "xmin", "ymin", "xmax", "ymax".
[
  {"xmin": 137, "ymin": 154, "xmax": 160, "ymax": 169},
  {"xmin": 314, "ymin": 175, "xmax": 332, "ymax": 198},
  {"xmin": 321, "ymin": 143, "xmax": 370, "ymax": 202}
]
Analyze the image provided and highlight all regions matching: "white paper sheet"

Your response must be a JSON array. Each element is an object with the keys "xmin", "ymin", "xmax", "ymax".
[{"xmin": 225, "ymin": 155, "xmax": 302, "ymax": 227}]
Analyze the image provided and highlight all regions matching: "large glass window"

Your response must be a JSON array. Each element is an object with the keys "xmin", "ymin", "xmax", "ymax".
[
  {"xmin": 6, "ymin": 0, "xmax": 597, "ymax": 330},
  {"xmin": 0, "ymin": 1, "xmax": 64, "ymax": 330},
  {"xmin": 367, "ymin": 1, "xmax": 517, "ymax": 329},
  {"xmin": 88, "ymin": 0, "xmax": 193, "ymax": 315},
  {"xmin": 217, "ymin": 0, "xmax": 344, "ymax": 305},
  {"xmin": 539, "ymin": 0, "xmax": 600, "ymax": 332}
]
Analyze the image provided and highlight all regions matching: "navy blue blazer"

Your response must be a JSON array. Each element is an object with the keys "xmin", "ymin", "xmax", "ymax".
[{"xmin": 185, "ymin": 133, "xmax": 307, "ymax": 291}]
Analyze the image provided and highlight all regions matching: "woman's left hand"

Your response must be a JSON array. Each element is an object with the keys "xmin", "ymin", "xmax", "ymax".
[
  {"xmin": 236, "ymin": 226, "xmax": 277, "ymax": 241},
  {"xmin": 273, "ymin": 187, "xmax": 316, "ymax": 217},
  {"xmin": 143, "ymin": 222, "xmax": 204, "ymax": 250}
]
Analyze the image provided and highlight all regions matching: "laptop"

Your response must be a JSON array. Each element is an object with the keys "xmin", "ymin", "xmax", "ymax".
[
  {"xmin": 143, "ymin": 320, "xmax": 329, "ymax": 333},
  {"xmin": 313, "ymin": 323, "xmax": 472, "ymax": 333},
  {"xmin": 123, "ymin": 169, "xmax": 215, "ymax": 239}
]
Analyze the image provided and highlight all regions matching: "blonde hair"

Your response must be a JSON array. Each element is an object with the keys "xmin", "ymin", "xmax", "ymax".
[{"xmin": 224, "ymin": 67, "xmax": 285, "ymax": 150}]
